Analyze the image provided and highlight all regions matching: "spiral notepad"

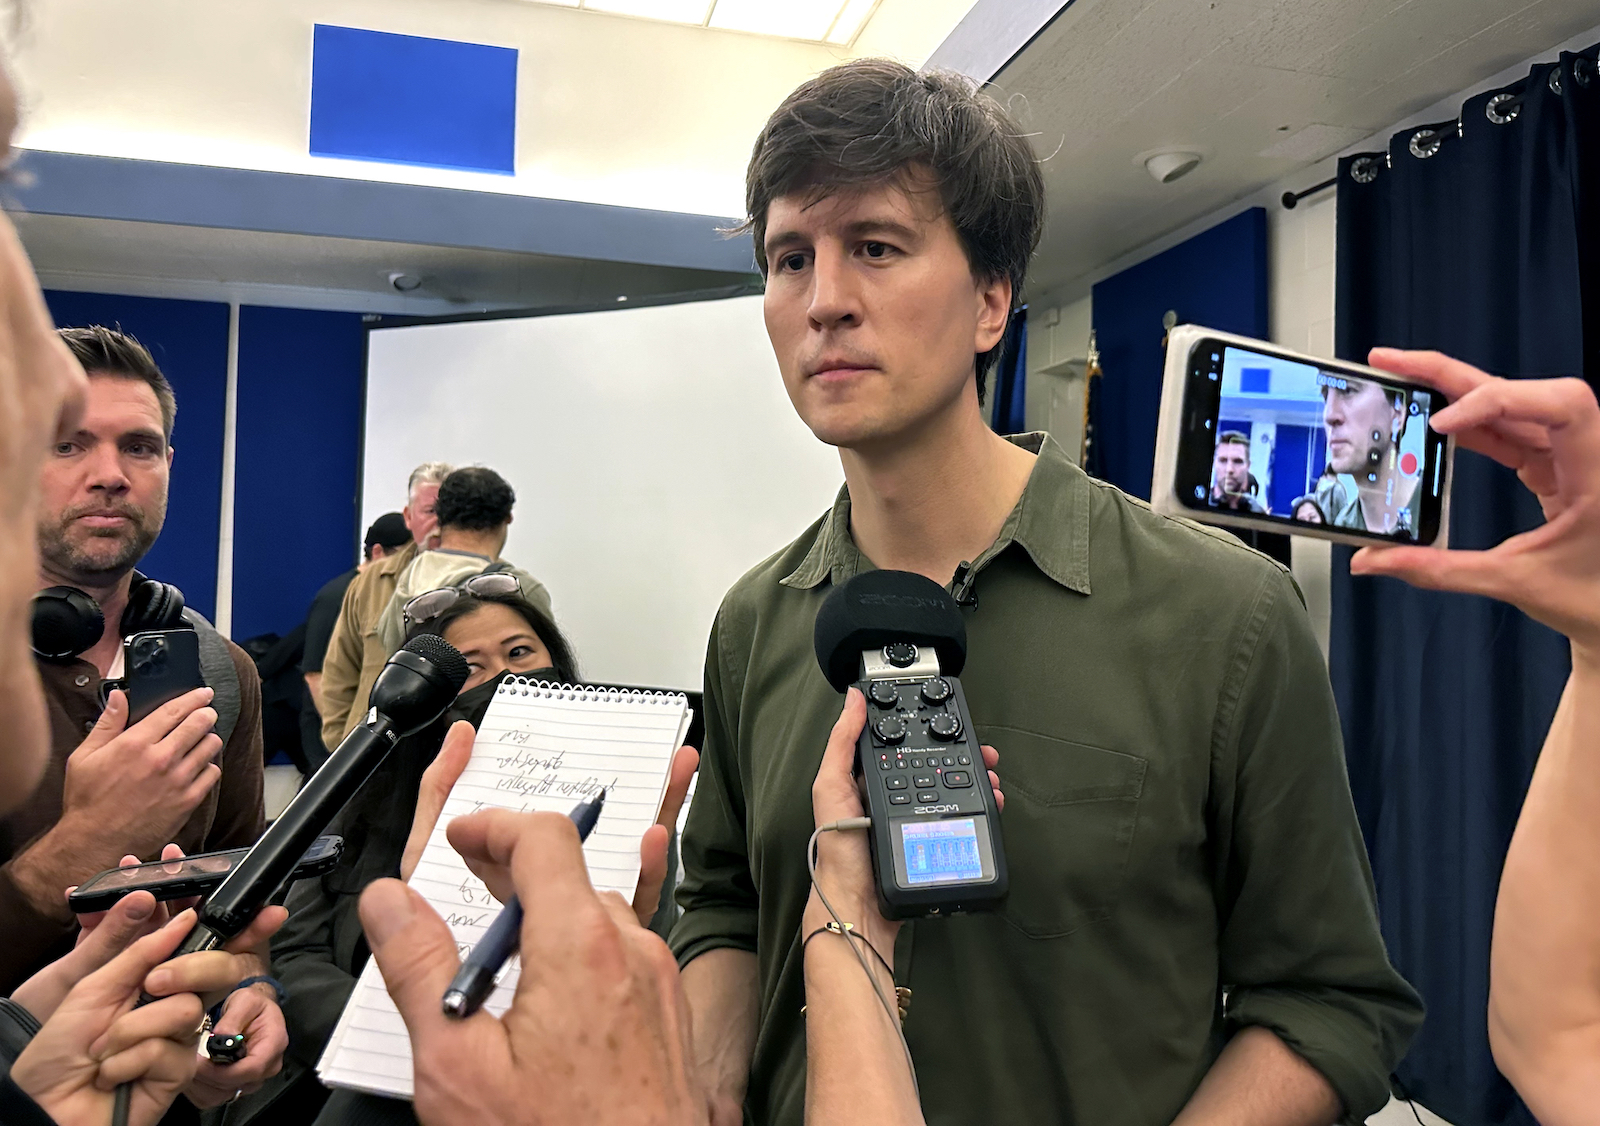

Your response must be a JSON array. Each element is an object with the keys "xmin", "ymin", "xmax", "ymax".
[{"xmin": 317, "ymin": 677, "xmax": 692, "ymax": 1099}]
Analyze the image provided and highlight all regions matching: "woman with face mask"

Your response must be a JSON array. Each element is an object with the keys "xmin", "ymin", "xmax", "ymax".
[{"xmin": 236, "ymin": 589, "xmax": 695, "ymax": 1126}]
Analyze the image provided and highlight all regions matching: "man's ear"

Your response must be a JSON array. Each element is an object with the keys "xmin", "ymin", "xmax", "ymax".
[
  {"xmin": 166, "ymin": 445, "xmax": 175, "ymax": 468},
  {"xmin": 975, "ymin": 275, "xmax": 1012, "ymax": 356}
]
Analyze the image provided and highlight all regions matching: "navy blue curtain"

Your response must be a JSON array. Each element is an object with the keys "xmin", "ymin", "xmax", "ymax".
[
  {"xmin": 1333, "ymin": 46, "xmax": 1600, "ymax": 1126},
  {"xmin": 990, "ymin": 307, "xmax": 1027, "ymax": 434}
]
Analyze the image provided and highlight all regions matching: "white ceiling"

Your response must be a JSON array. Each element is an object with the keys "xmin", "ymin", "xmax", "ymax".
[
  {"xmin": 1002, "ymin": 0, "xmax": 1600, "ymax": 299},
  {"xmin": 14, "ymin": 212, "xmax": 755, "ymax": 315}
]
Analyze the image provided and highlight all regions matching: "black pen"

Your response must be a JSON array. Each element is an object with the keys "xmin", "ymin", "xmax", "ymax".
[{"xmin": 441, "ymin": 789, "xmax": 606, "ymax": 1018}]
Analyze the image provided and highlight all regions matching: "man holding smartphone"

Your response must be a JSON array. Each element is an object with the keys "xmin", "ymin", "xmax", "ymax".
[
  {"xmin": 0, "ymin": 327, "xmax": 286, "ymax": 1110},
  {"xmin": 673, "ymin": 61, "xmax": 1422, "ymax": 1126}
]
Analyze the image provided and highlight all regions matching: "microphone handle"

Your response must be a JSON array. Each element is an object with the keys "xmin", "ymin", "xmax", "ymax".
[{"xmin": 196, "ymin": 716, "xmax": 398, "ymax": 938}]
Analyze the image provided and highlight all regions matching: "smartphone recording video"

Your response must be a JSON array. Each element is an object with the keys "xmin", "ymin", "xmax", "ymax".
[{"xmin": 1153, "ymin": 327, "xmax": 1454, "ymax": 548}]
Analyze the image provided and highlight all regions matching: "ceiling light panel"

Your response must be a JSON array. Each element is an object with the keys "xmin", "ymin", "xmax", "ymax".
[
  {"xmin": 708, "ymin": 0, "xmax": 846, "ymax": 42},
  {"xmin": 584, "ymin": 0, "xmax": 712, "ymax": 22},
  {"xmin": 825, "ymin": 0, "xmax": 878, "ymax": 44}
]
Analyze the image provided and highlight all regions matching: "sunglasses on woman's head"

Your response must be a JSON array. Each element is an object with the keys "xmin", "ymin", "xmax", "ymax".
[{"xmin": 403, "ymin": 572, "xmax": 521, "ymax": 626}]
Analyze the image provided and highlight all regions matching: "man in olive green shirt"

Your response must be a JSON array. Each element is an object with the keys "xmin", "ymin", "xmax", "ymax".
[{"xmin": 672, "ymin": 60, "xmax": 1421, "ymax": 1126}]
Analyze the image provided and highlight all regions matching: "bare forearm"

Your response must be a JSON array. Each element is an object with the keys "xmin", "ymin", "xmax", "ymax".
[
  {"xmin": 0, "ymin": 572, "xmax": 49, "ymax": 815},
  {"xmin": 1488, "ymin": 652, "xmax": 1600, "ymax": 1123},
  {"xmin": 681, "ymin": 948, "xmax": 758, "ymax": 1123},
  {"xmin": 1171, "ymin": 1027, "xmax": 1340, "ymax": 1126},
  {"xmin": 303, "ymin": 672, "xmax": 323, "ymax": 717},
  {"xmin": 6, "ymin": 820, "xmax": 118, "ymax": 921},
  {"xmin": 803, "ymin": 932, "xmax": 920, "ymax": 1125}
]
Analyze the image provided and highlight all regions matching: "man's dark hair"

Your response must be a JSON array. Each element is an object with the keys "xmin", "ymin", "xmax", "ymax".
[
  {"xmin": 434, "ymin": 467, "xmax": 515, "ymax": 532},
  {"xmin": 1216, "ymin": 431, "xmax": 1251, "ymax": 457},
  {"xmin": 57, "ymin": 326, "xmax": 177, "ymax": 442},
  {"xmin": 744, "ymin": 59, "xmax": 1045, "ymax": 401}
]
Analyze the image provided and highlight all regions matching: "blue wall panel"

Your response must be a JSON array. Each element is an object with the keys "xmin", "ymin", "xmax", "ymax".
[
  {"xmin": 1090, "ymin": 209, "xmax": 1269, "ymax": 500},
  {"xmin": 310, "ymin": 25, "xmax": 517, "ymax": 174},
  {"xmin": 44, "ymin": 291, "xmax": 230, "ymax": 621},
  {"xmin": 230, "ymin": 306, "xmax": 366, "ymax": 642}
]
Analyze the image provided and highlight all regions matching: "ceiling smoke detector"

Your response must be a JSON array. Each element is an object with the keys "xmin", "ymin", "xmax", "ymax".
[
  {"xmin": 1143, "ymin": 150, "xmax": 1202, "ymax": 184},
  {"xmin": 387, "ymin": 271, "xmax": 423, "ymax": 292}
]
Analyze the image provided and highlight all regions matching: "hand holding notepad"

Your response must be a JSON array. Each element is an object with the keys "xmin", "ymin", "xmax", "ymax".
[{"xmin": 318, "ymin": 677, "xmax": 694, "ymax": 1100}]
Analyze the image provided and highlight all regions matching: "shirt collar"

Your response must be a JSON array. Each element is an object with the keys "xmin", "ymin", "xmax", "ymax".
[{"xmin": 781, "ymin": 432, "xmax": 1093, "ymax": 596}]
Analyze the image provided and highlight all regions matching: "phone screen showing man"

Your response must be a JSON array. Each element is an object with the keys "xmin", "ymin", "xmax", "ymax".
[{"xmin": 1182, "ymin": 342, "xmax": 1448, "ymax": 543}]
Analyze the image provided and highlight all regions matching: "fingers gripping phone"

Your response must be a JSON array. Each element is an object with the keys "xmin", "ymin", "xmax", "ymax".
[
  {"xmin": 67, "ymin": 836, "xmax": 344, "ymax": 913},
  {"xmin": 1153, "ymin": 327, "xmax": 1455, "ymax": 548},
  {"xmin": 110, "ymin": 628, "xmax": 207, "ymax": 725}
]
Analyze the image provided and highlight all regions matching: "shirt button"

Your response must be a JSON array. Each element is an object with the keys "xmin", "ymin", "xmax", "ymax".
[
  {"xmin": 84, "ymin": 720, "xmax": 96, "ymax": 732},
  {"xmin": 74, "ymin": 674, "xmax": 90, "ymax": 687}
]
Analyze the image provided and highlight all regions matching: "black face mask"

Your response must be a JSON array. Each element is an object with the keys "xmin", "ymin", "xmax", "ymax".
[{"xmin": 445, "ymin": 667, "xmax": 560, "ymax": 729}]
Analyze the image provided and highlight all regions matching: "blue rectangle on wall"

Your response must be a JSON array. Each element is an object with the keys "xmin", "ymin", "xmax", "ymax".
[
  {"xmin": 310, "ymin": 25, "xmax": 517, "ymax": 174},
  {"xmin": 1239, "ymin": 366, "xmax": 1271, "ymax": 394},
  {"xmin": 44, "ymin": 291, "xmax": 230, "ymax": 623}
]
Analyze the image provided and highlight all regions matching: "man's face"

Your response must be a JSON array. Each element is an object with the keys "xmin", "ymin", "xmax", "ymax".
[
  {"xmin": 1323, "ymin": 379, "xmax": 1398, "ymax": 476},
  {"xmin": 404, "ymin": 483, "xmax": 441, "ymax": 548},
  {"xmin": 38, "ymin": 375, "xmax": 171, "ymax": 585},
  {"xmin": 761, "ymin": 177, "xmax": 1010, "ymax": 452},
  {"xmin": 1212, "ymin": 441, "xmax": 1250, "ymax": 497}
]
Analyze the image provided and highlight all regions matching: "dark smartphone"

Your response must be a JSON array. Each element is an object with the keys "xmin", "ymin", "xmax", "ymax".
[
  {"xmin": 122, "ymin": 629, "xmax": 206, "ymax": 725},
  {"xmin": 67, "ymin": 835, "xmax": 344, "ymax": 914},
  {"xmin": 1153, "ymin": 326, "xmax": 1455, "ymax": 547}
]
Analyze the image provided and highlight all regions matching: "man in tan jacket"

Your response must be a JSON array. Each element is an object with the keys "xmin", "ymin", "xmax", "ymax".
[{"xmin": 318, "ymin": 461, "xmax": 450, "ymax": 751}]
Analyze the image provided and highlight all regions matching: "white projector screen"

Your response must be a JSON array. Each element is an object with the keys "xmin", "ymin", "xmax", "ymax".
[{"xmin": 362, "ymin": 294, "xmax": 843, "ymax": 691}]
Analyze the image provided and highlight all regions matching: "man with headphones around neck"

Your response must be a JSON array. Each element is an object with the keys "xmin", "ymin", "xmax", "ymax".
[{"xmin": 0, "ymin": 327, "xmax": 285, "ymax": 1112}]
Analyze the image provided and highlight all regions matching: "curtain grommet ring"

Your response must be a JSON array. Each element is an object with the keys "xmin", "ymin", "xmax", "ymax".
[
  {"xmin": 1549, "ymin": 68, "xmax": 1563, "ymax": 95},
  {"xmin": 1486, "ymin": 93, "xmax": 1521, "ymax": 125},
  {"xmin": 1409, "ymin": 129, "xmax": 1443, "ymax": 159},
  {"xmin": 1351, "ymin": 156, "xmax": 1381, "ymax": 184}
]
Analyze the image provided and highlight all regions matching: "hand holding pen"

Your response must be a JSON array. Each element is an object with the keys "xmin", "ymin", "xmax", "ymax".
[
  {"xmin": 357, "ymin": 803, "xmax": 707, "ymax": 1125},
  {"xmin": 443, "ymin": 791, "xmax": 606, "ymax": 1018}
]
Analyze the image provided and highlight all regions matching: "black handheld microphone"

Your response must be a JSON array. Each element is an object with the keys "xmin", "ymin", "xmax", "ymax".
[
  {"xmin": 167, "ymin": 634, "xmax": 469, "ymax": 957},
  {"xmin": 814, "ymin": 570, "xmax": 1007, "ymax": 919}
]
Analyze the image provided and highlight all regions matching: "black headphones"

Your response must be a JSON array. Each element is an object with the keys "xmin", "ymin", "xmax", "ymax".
[{"xmin": 31, "ymin": 571, "xmax": 187, "ymax": 662}]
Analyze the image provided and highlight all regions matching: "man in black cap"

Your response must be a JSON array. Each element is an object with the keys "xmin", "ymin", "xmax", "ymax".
[{"xmin": 299, "ymin": 512, "xmax": 412, "ymax": 762}]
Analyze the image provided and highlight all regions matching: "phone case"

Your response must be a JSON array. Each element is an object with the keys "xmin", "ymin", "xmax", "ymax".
[
  {"xmin": 1152, "ymin": 325, "xmax": 1454, "ymax": 550},
  {"xmin": 122, "ymin": 629, "xmax": 207, "ymax": 725},
  {"xmin": 66, "ymin": 836, "xmax": 344, "ymax": 913}
]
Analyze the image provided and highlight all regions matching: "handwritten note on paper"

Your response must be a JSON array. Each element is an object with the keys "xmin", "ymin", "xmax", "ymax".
[{"xmin": 317, "ymin": 681, "xmax": 690, "ymax": 1099}]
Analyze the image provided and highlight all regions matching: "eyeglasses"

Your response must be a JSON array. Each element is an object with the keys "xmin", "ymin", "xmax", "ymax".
[{"xmin": 403, "ymin": 573, "xmax": 521, "ymax": 627}]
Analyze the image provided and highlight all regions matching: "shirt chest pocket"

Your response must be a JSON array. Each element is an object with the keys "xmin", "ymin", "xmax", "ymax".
[{"xmin": 979, "ymin": 725, "xmax": 1147, "ymax": 940}]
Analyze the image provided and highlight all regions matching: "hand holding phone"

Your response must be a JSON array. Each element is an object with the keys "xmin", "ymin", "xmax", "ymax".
[
  {"xmin": 69, "ymin": 837, "xmax": 344, "ymax": 914},
  {"xmin": 1153, "ymin": 327, "xmax": 1455, "ymax": 547},
  {"xmin": 1349, "ymin": 348, "xmax": 1600, "ymax": 658},
  {"xmin": 52, "ymin": 688, "xmax": 224, "ymax": 870}
]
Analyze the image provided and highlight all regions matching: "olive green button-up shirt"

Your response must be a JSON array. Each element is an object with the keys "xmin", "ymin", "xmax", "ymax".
[{"xmin": 672, "ymin": 433, "xmax": 1421, "ymax": 1126}]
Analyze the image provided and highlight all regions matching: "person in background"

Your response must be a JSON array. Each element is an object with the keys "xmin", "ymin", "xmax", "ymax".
[
  {"xmin": 317, "ymin": 462, "xmax": 451, "ymax": 752},
  {"xmin": 0, "ymin": 326, "xmax": 286, "ymax": 1117},
  {"xmin": 239, "ymin": 591, "xmax": 693, "ymax": 1126},
  {"xmin": 1348, "ymin": 348, "xmax": 1600, "ymax": 1126},
  {"xmin": 1291, "ymin": 496, "xmax": 1326, "ymax": 524},
  {"xmin": 674, "ymin": 59, "xmax": 1420, "ymax": 1126},
  {"xmin": 1210, "ymin": 430, "xmax": 1269, "ymax": 513},
  {"xmin": 374, "ymin": 467, "xmax": 552, "ymax": 655},
  {"xmin": 298, "ymin": 512, "xmax": 413, "ymax": 769}
]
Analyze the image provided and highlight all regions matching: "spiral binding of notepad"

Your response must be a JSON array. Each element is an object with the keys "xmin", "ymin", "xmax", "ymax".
[{"xmin": 495, "ymin": 675, "xmax": 688, "ymax": 705}]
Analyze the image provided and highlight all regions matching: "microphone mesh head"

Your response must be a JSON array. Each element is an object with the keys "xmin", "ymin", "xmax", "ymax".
[{"xmin": 401, "ymin": 633, "xmax": 470, "ymax": 695}]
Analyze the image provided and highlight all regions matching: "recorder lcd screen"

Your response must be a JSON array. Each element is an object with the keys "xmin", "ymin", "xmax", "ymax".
[
  {"xmin": 900, "ymin": 818, "xmax": 985, "ymax": 885},
  {"xmin": 1192, "ymin": 345, "xmax": 1440, "ymax": 539}
]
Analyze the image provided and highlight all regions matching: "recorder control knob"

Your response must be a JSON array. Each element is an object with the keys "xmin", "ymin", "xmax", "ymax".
[
  {"xmin": 869, "ymin": 681, "xmax": 900, "ymax": 708},
  {"xmin": 920, "ymin": 678, "xmax": 952, "ymax": 705},
  {"xmin": 928, "ymin": 712, "xmax": 963, "ymax": 741},
  {"xmin": 883, "ymin": 643, "xmax": 918, "ymax": 668},
  {"xmin": 873, "ymin": 715, "xmax": 909, "ymax": 744}
]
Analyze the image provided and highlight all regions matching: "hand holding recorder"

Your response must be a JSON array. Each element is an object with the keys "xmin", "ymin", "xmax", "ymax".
[{"xmin": 1349, "ymin": 348, "xmax": 1600, "ymax": 661}]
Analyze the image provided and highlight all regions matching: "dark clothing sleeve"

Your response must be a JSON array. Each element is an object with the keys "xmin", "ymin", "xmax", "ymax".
[
  {"xmin": 0, "ymin": 998, "xmax": 55, "ymax": 1126},
  {"xmin": 669, "ymin": 611, "xmax": 759, "ymax": 966},
  {"xmin": 1210, "ymin": 569, "xmax": 1424, "ymax": 1122},
  {"xmin": 272, "ymin": 874, "xmax": 361, "ymax": 1073},
  {"xmin": 204, "ymin": 643, "xmax": 268, "ymax": 853},
  {"xmin": 302, "ymin": 572, "xmax": 356, "ymax": 676}
]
